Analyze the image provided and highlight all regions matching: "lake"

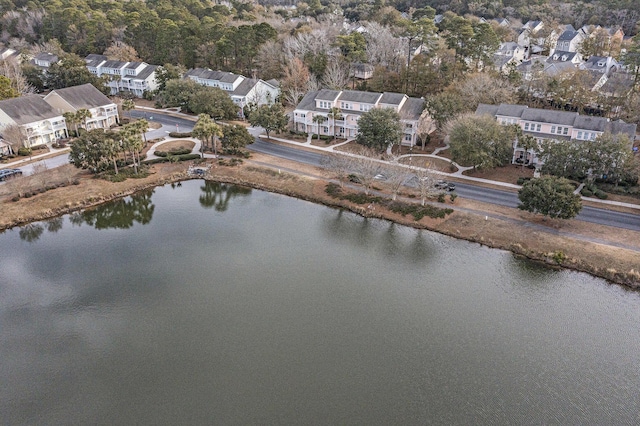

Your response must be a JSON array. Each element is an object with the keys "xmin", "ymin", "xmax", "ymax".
[{"xmin": 1, "ymin": 180, "xmax": 639, "ymax": 424}]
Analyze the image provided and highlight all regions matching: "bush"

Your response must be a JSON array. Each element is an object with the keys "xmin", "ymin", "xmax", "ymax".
[
  {"xmin": 517, "ymin": 177, "xmax": 531, "ymax": 185},
  {"xmin": 18, "ymin": 147, "xmax": 31, "ymax": 156},
  {"xmin": 580, "ymin": 188, "xmax": 593, "ymax": 197},
  {"xmin": 168, "ymin": 131, "xmax": 192, "ymax": 138},
  {"xmin": 437, "ymin": 193, "xmax": 446, "ymax": 203},
  {"xmin": 594, "ymin": 189, "xmax": 608, "ymax": 200}
]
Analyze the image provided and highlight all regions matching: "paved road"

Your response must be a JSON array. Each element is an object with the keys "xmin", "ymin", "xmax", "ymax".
[{"xmin": 129, "ymin": 110, "xmax": 195, "ymax": 139}]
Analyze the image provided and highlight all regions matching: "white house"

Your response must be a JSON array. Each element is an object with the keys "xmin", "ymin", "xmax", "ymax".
[
  {"xmin": 0, "ymin": 95, "xmax": 68, "ymax": 147},
  {"xmin": 493, "ymin": 42, "xmax": 527, "ymax": 73},
  {"xmin": 85, "ymin": 54, "xmax": 158, "ymax": 97},
  {"xmin": 44, "ymin": 83, "xmax": 119, "ymax": 130},
  {"xmin": 476, "ymin": 103, "xmax": 636, "ymax": 166},
  {"xmin": 183, "ymin": 68, "xmax": 280, "ymax": 113},
  {"xmin": 293, "ymin": 89, "xmax": 424, "ymax": 146},
  {"xmin": 554, "ymin": 30, "xmax": 585, "ymax": 53}
]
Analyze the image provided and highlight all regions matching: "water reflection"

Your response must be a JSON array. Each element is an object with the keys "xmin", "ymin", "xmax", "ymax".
[
  {"xmin": 45, "ymin": 217, "xmax": 63, "ymax": 233},
  {"xmin": 199, "ymin": 181, "xmax": 251, "ymax": 211},
  {"xmin": 321, "ymin": 209, "xmax": 435, "ymax": 264},
  {"xmin": 18, "ymin": 223, "xmax": 44, "ymax": 242},
  {"xmin": 72, "ymin": 190, "xmax": 155, "ymax": 229}
]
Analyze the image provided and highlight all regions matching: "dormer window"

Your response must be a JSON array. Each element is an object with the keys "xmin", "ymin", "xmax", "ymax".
[
  {"xmin": 553, "ymin": 55, "xmax": 559, "ymax": 60},
  {"xmin": 597, "ymin": 61, "xmax": 605, "ymax": 67},
  {"xmin": 561, "ymin": 55, "xmax": 568, "ymax": 61}
]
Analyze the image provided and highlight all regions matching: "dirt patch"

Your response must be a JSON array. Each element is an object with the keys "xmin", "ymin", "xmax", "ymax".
[
  {"xmin": 155, "ymin": 140, "xmax": 196, "ymax": 152},
  {"xmin": 397, "ymin": 156, "xmax": 457, "ymax": 173}
]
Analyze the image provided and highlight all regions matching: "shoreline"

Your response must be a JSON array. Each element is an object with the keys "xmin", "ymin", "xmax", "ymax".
[{"xmin": 1, "ymin": 160, "xmax": 639, "ymax": 290}]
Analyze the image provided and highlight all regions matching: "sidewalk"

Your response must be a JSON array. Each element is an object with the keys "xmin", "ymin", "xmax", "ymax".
[{"xmin": 0, "ymin": 146, "xmax": 70, "ymax": 170}]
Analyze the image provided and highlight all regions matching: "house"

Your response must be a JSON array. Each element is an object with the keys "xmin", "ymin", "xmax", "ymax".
[
  {"xmin": 84, "ymin": 54, "xmax": 158, "ymax": 97},
  {"xmin": 476, "ymin": 103, "xmax": 636, "ymax": 166},
  {"xmin": 493, "ymin": 42, "xmax": 526, "ymax": 73},
  {"xmin": 546, "ymin": 51, "xmax": 582, "ymax": 66},
  {"xmin": 183, "ymin": 68, "xmax": 280, "ymax": 112},
  {"xmin": 292, "ymin": 89, "xmax": 424, "ymax": 146},
  {"xmin": 581, "ymin": 56, "xmax": 619, "ymax": 76},
  {"xmin": 44, "ymin": 83, "xmax": 119, "ymax": 130},
  {"xmin": 0, "ymin": 46, "xmax": 18, "ymax": 61},
  {"xmin": 351, "ymin": 63, "xmax": 374, "ymax": 80},
  {"xmin": 32, "ymin": 52, "xmax": 59, "ymax": 69},
  {"xmin": 554, "ymin": 30, "xmax": 584, "ymax": 53},
  {"xmin": 0, "ymin": 95, "xmax": 68, "ymax": 147}
]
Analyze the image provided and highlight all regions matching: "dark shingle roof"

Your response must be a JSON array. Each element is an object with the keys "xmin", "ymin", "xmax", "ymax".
[
  {"xmin": 296, "ymin": 91, "xmax": 319, "ymax": 111},
  {"xmin": 125, "ymin": 61, "xmax": 143, "ymax": 69},
  {"xmin": 0, "ymin": 95, "xmax": 61, "ymax": 125},
  {"xmin": 558, "ymin": 30, "xmax": 580, "ymax": 41},
  {"xmin": 34, "ymin": 52, "xmax": 58, "ymax": 63},
  {"xmin": 101, "ymin": 60, "xmax": 126, "ymax": 69},
  {"xmin": 398, "ymin": 97, "xmax": 424, "ymax": 120},
  {"xmin": 521, "ymin": 108, "xmax": 577, "ymax": 126},
  {"xmin": 337, "ymin": 90, "xmax": 381, "ymax": 104},
  {"xmin": 47, "ymin": 83, "xmax": 113, "ymax": 110},
  {"xmin": 379, "ymin": 92, "xmax": 406, "ymax": 105},
  {"xmin": 232, "ymin": 78, "xmax": 257, "ymax": 97},
  {"xmin": 132, "ymin": 65, "xmax": 157, "ymax": 80},
  {"xmin": 184, "ymin": 68, "xmax": 242, "ymax": 84},
  {"xmin": 315, "ymin": 89, "xmax": 341, "ymax": 101},
  {"xmin": 476, "ymin": 104, "xmax": 499, "ymax": 116}
]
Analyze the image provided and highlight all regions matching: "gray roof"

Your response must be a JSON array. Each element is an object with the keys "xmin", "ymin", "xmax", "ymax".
[
  {"xmin": 132, "ymin": 65, "xmax": 157, "ymax": 80},
  {"xmin": 101, "ymin": 60, "xmax": 126, "ymax": 69},
  {"xmin": 547, "ymin": 51, "xmax": 578, "ymax": 63},
  {"xmin": 0, "ymin": 95, "xmax": 61, "ymax": 125},
  {"xmin": 86, "ymin": 59, "xmax": 105, "ymax": 68},
  {"xmin": 398, "ymin": 97, "xmax": 424, "ymax": 120},
  {"xmin": 125, "ymin": 61, "xmax": 143, "ymax": 69},
  {"xmin": 476, "ymin": 104, "xmax": 499, "ymax": 116},
  {"xmin": 266, "ymin": 79, "xmax": 280, "ymax": 88},
  {"xmin": 379, "ymin": 92, "xmax": 406, "ymax": 105},
  {"xmin": 85, "ymin": 54, "xmax": 107, "ymax": 62},
  {"xmin": 338, "ymin": 90, "xmax": 381, "ymax": 104},
  {"xmin": 296, "ymin": 90, "xmax": 319, "ymax": 111},
  {"xmin": 476, "ymin": 103, "xmax": 637, "ymax": 136},
  {"xmin": 558, "ymin": 30, "xmax": 580, "ymax": 41},
  {"xmin": 47, "ymin": 83, "xmax": 113, "ymax": 109},
  {"xmin": 232, "ymin": 78, "xmax": 257, "ymax": 97},
  {"xmin": 521, "ymin": 108, "xmax": 577, "ymax": 126},
  {"xmin": 34, "ymin": 52, "xmax": 58, "ymax": 62},
  {"xmin": 315, "ymin": 89, "xmax": 341, "ymax": 101},
  {"xmin": 544, "ymin": 61, "xmax": 577, "ymax": 76},
  {"xmin": 184, "ymin": 68, "xmax": 241, "ymax": 84},
  {"xmin": 492, "ymin": 55, "xmax": 512, "ymax": 69}
]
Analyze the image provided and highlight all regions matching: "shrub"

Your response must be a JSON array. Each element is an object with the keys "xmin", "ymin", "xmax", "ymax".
[
  {"xmin": 168, "ymin": 131, "xmax": 192, "ymax": 138},
  {"xmin": 517, "ymin": 177, "xmax": 531, "ymax": 185},
  {"xmin": 594, "ymin": 190, "xmax": 608, "ymax": 200},
  {"xmin": 449, "ymin": 193, "xmax": 457, "ymax": 202},
  {"xmin": 580, "ymin": 188, "xmax": 593, "ymax": 197},
  {"xmin": 437, "ymin": 193, "xmax": 446, "ymax": 203},
  {"xmin": 18, "ymin": 147, "xmax": 31, "ymax": 156}
]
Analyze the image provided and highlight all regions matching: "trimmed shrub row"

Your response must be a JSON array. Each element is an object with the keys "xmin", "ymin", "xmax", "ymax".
[
  {"xmin": 168, "ymin": 131, "xmax": 192, "ymax": 138},
  {"xmin": 155, "ymin": 148, "xmax": 192, "ymax": 157}
]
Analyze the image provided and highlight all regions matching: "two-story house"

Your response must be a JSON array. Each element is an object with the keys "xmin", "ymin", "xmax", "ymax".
[
  {"xmin": 183, "ymin": 68, "xmax": 280, "ymax": 113},
  {"xmin": 476, "ymin": 103, "xmax": 636, "ymax": 166},
  {"xmin": 0, "ymin": 95, "xmax": 68, "ymax": 147},
  {"xmin": 554, "ymin": 30, "xmax": 585, "ymax": 54},
  {"xmin": 44, "ymin": 83, "xmax": 119, "ymax": 130},
  {"xmin": 84, "ymin": 54, "xmax": 158, "ymax": 97},
  {"xmin": 493, "ymin": 42, "xmax": 527, "ymax": 73},
  {"xmin": 292, "ymin": 89, "xmax": 424, "ymax": 147}
]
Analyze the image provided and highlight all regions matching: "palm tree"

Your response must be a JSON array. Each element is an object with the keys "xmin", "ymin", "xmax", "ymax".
[
  {"xmin": 75, "ymin": 109, "xmax": 92, "ymax": 132},
  {"xmin": 312, "ymin": 114, "xmax": 327, "ymax": 140},
  {"xmin": 63, "ymin": 112, "xmax": 79, "ymax": 136},
  {"xmin": 121, "ymin": 99, "xmax": 135, "ymax": 120},
  {"xmin": 192, "ymin": 113, "xmax": 223, "ymax": 156},
  {"xmin": 327, "ymin": 107, "xmax": 343, "ymax": 141}
]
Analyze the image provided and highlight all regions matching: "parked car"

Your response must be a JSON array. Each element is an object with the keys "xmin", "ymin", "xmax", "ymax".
[
  {"xmin": 0, "ymin": 168, "xmax": 22, "ymax": 181},
  {"xmin": 434, "ymin": 180, "xmax": 456, "ymax": 191}
]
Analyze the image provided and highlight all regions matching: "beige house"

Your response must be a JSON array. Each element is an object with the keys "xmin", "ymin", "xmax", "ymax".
[
  {"xmin": 0, "ymin": 95, "xmax": 67, "ymax": 148},
  {"xmin": 44, "ymin": 83, "xmax": 119, "ymax": 130},
  {"xmin": 293, "ymin": 89, "xmax": 424, "ymax": 146}
]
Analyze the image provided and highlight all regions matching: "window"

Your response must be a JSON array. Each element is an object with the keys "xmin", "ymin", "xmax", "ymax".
[
  {"xmin": 404, "ymin": 134, "xmax": 412, "ymax": 141},
  {"xmin": 577, "ymin": 131, "xmax": 583, "ymax": 139},
  {"xmin": 563, "ymin": 127, "xmax": 568, "ymax": 135},
  {"xmin": 524, "ymin": 123, "xmax": 530, "ymax": 130},
  {"xmin": 551, "ymin": 126, "xmax": 556, "ymax": 133},
  {"xmin": 340, "ymin": 102, "xmax": 351, "ymax": 109}
]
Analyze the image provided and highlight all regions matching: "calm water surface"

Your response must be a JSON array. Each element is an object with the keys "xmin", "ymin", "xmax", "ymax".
[{"xmin": 1, "ymin": 180, "xmax": 639, "ymax": 424}]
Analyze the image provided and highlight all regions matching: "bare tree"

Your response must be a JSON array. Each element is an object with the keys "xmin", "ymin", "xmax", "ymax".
[
  {"xmin": 321, "ymin": 153, "xmax": 353, "ymax": 188},
  {"xmin": 416, "ymin": 110, "xmax": 436, "ymax": 151},
  {"xmin": 104, "ymin": 42, "xmax": 140, "ymax": 62},
  {"xmin": 322, "ymin": 58, "xmax": 350, "ymax": 90},
  {"xmin": 456, "ymin": 73, "xmax": 517, "ymax": 110},
  {"xmin": 32, "ymin": 162, "xmax": 48, "ymax": 190},
  {"xmin": 364, "ymin": 22, "xmax": 405, "ymax": 70},
  {"xmin": 351, "ymin": 148, "xmax": 383, "ymax": 195},
  {"xmin": 281, "ymin": 57, "xmax": 311, "ymax": 106},
  {"xmin": 414, "ymin": 165, "xmax": 439, "ymax": 206},
  {"xmin": 0, "ymin": 58, "xmax": 34, "ymax": 95},
  {"xmin": 2, "ymin": 124, "xmax": 26, "ymax": 155},
  {"xmin": 256, "ymin": 39, "xmax": 285, "ymax": 80},
  {"xmin": 382, "ymin": 163, "xmax": 412, "ymax": 200}
]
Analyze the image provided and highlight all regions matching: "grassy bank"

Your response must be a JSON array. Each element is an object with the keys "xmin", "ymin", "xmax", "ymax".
[{"xmin": 1, "ymin": 158, "xmax": 639, "ymax": 289}]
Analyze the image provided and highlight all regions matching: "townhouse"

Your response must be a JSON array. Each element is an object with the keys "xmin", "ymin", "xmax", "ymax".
[
  {"xmin": 293, "ymin": 89, "xmax": 424, "ymax": 146},
  {"xmin": 44, "ymin": 83, "xmax": 119, "ymax": 130},
  {"xmin": 0, "ymin": 95, "xmax": 67, "ymax": 148},
  {"xmin": 183, "ymin": 68, "xmax": 280, "ymax": 113},
  {"xmin": 476, "ymin": 103, "xmax": 636, "ymax": 166},
  {"xmin": 85, "ymin": 54, "xmax": 158, "ymax": 97}
]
